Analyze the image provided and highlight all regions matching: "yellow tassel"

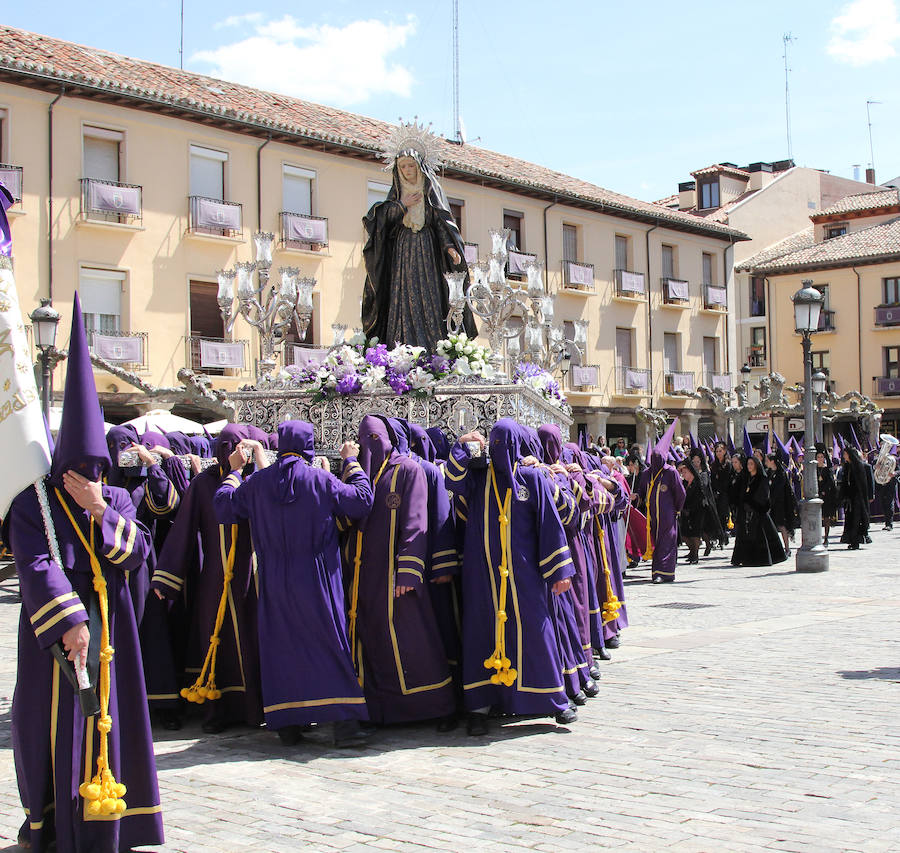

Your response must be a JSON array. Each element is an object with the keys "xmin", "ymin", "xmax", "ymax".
[
  {"xmin": 642, "ymin": 470, "xmax": 663, "ymax": 560},
  {"xmin": 597, "ymin": 527, "xmax": 622, "ymax": 625},
  {"xmin": 483, "ymin": 469, "xmax": 517, "ymax": 687},
  {"xmin": 57, "ymin": 491, "xmax": 127, "ymax": 816}
]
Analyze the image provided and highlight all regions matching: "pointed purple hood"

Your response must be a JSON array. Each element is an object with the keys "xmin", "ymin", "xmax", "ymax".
[
  {"xmin": 409, "ymin": 423, "xmax": 436, "ymax": 463},
  {"xmin": 49, "ymin": 294, "xmax": 111, "ymax": 485},
  {"xmin": 650, "ymin": 418, "xmax": 678, "ymax": 474},
  {"xmin": 537, "ymin": 423, "xmax": 563, "ymax": 464}
]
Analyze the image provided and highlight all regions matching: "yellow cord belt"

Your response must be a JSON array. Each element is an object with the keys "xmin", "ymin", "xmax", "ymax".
[
  {"xmin": 55, "ymin": 490, "xmax": 127, "ymax": 817},
  {"xmin": 596, "ymin": 526, "xmax": 622, "ymax": 624},
  {"xmin": 181, "ymin": 523, "xmax": 238, "ymax": 704},
  {"xmin": 483, "ymin": 467, "xmax": 517, "ymax": 687},
  {"xmin": 347, "ymin": 456, "xmax": 391, "ymax": 682},
  {"xmin": 643, "ymin": 470, "xmax": 663, "ymax": 560}
]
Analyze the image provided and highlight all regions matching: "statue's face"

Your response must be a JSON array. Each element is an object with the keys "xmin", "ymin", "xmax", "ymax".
[{"xmin": 397, "ymin": 156, "xmax": 420, "ymax": 183}]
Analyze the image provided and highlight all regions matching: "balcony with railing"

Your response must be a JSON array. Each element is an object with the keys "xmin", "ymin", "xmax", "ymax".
[
  {"xmin": 79, "ymin": 178, "xmax": 142, "ymax": 225},
  {"xmin": 875, "ymin": 304, "xmax": 900, "ymax": 327},
  {"xmin": 747, "ymin": 346, "xmax": 767, "ymax": 368},
  {"xmin": 506, "ymin": 250, "xmax": 537, "ymax": 281},
  {"xmin": 704, "ymin": 372, "xmax": 732, "ymax": 393},
  {"xmin": 817, "ymin": 309, "xmax": 836, "ymax": 332},
  {"xmin": 665, "ymin": 370, "xmax": 695, "ymax": 395},
  {"xmin": 188, "ymin": 196, "xmax": 242, "ymax": 238},
  {"xmin": 280, "ymin": 212, "xmax": 328, "ymax": 251},
  {"xmin": 560, "ymin": 260, "xmax": 594, "ymax": 291},
  {"xmin": 186, "ymin": 336, "xmax": 249, "ymax": 377},
  {"xmin": 282, "ymin": 341, "xmax": 329, "ymax": 368},
  {"xmin": 0, "ymin": 164, "xmax": 23, "ymax": 203},
  {"xmin": 615, "ymin": 366, "xmax": 651, "ymax": 396},
  {"xmin": 703, "ymin": 283, "xmax": 728, "ymax": 311},
  {"xmin": 661, "ymin": 277, "xmax": 690, "ymax": 306},
  {"xmin": 87, "ymin": 329, "xmax": 148, "ymax": 372},
  {"xmin": 613, "ymin": 269, "xmax": 646, "ymax": 299},
  {"xmin": 874, "ymin": 376, "xmax": 900, "ymax": 397}
]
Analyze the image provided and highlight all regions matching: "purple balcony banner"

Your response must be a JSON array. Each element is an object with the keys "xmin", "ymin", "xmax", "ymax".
[
  {"xmin": 620, "ymin": 271, "xmax": 645, "ymax": 293},
  {"xmin": 667, "ymin": 279, "xmax": 689, "ymax": 300},
  {"xmin": 672, "ymin": 372, "xmax": 694, "ymax": 392},
  {"xmin": 464, "ymin": 244, "xmax": 479, "ymax": 265},
  {"xmin": 196, "ymin": 198, "xmax": 241, "ymax": 231},
  {"xmin": 572, "ymin": 365, "xmax": 599, "ymax": 387},
  {"xmin": 875, "ymin": 306, "xmax": 900, "ymax": 326},
  {"xmin": 567, "ymin": 263, "xmax": 593, "ymax": 287},
  {"xmin": 200, "ymin": 340, "xmax": 244, "ymax": 369},
  {"xmin": 508, "ymin": 251, "xmax": 536, "ymax": 275},
  {"xmin": 711, "ymin": 374, "xmax": 732, "ymax": 392},
  {"xmin": 706, "ymin": 286, "xmax": 727, "ymax": 306},
  {"xmin": 89, "ymin": 182, "xmax": 141, "ymax": 215},
  {"xmin": 0, "ymin": 167, "xmax": 23, "ymax": 202},
  {"xmin": 877, "ymin": 377, "xmax": 900, "ymax": 395},
  {"xmin": 625, "ymin": 368, "xmax": 648, "ymax": 389},
  {"xmin": 93, "ymin": 334, "xmax": 143, "ymax": 363},
  {"xmin": 284, "ymin": 213, "xmax": 328, "ymax": 244}
]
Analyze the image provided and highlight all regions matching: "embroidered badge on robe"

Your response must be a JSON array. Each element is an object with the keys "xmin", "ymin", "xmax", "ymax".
[
  {"xmin": 516, "ymin": 485, "xmax": 530, "ymax": 502},
  {"xmin": 385, "ymin": 492, "xmax": 402, "ymax": 509}
]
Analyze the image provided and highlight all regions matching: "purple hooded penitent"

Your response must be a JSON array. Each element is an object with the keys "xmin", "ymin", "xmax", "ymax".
[
  {"xmin": 425, "ymin": 426, "xmax": 452, "ymax": 462},
  {"xmin": 7, "ymin": 293, "xmax": 163, "ymax": 851},
  {"xmin": 409, "ymin": 423, "xmax": 437, "ymax": 463},
  {"xmin": 341, "ymin": 415, "xmax": 455, "ymax": 724},
  {"xmin": 213, "ymin": 420, "xmax": 373, "ymax": 730},
  {"xmin": 0, "ymin": 184, "xmax": 13, "ymax": 257}
]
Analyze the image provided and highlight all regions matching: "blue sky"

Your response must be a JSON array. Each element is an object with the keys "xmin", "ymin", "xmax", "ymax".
[{"xmin": 6, "ymin": 0, "xmax": 900, "ymax": 200}]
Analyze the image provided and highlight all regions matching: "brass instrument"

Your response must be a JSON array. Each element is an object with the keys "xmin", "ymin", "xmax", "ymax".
[{"xmin": 873, "ymin": 434, "xmax": 899, "ymax": 485}]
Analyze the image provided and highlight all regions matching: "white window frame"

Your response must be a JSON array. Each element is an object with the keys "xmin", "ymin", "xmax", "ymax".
[
  {"xmin": 282, "ymin": 163, "xmax": 316, "ymax": 215},
  {"xmin": 190, "ymin": 144, "xmax": 228, "ymax": 200},
  {"xmin": 79, "ymin": 266, "xmax": 126, "ymax": 336},
  {"xmin": 82, "ymin": 124, "xmax": 125, "ymax": 183}
]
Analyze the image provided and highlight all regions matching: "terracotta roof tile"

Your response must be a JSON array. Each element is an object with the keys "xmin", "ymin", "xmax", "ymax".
[
  {"xmin": 812, "ymin": 188, "xmax": 900, "ymax": 219},
  {"xmin": 0, "ymin": 25, "xmax": 746, "ymax": 241},
  {"xmin": 739, "ymin": 219, "xmax": 900, "ymax": 273},
  {"xmin": 691, "ymin": 163, "xmax": 750, "ymax": 179}
]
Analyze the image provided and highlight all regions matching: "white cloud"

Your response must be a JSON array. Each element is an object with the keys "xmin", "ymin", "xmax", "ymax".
[
  {"xmin": 827, "ymin": 0, "xmax": 900, "ymax": 65},
  {"xmin": 192, "ymin": 15, "xmax": 417, "ymax": 105},
  {"xmin": 214, "ymin": 13, "xmax": 264, "ymax": 30}
]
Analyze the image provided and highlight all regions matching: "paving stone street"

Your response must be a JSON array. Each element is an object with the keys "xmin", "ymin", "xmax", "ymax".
[{"xmin": 1, "ymin": 533, "xmax": 899, "ymax": 853}]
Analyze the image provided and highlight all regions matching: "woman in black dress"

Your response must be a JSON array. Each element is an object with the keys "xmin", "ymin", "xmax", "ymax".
[
  {"xmin": 815, "ymin": 444, "xmax": 838, "ymax": 547},
  {"xmin": 625, "ymin": 454, "xmax": 645, "ymax": 568},
  {"xmin": 839, "ymin": 446, "xmax": 871, "ymax": 550},
  {"xmin": 677, "ymin": 462, "xmax": 704, "ymax": 563},
  {"xmin": 710, "ymin": 442, "xmax": 732, "ymax": 548},
  {"xmin": 765, "ymin": 452, "xmax": 799, "ymax": 557},
  {"xmin": 688, "ymin": 448, "xmax": 725, "ymax": 555},
  {"xmin": 731, "ymin": 455, "xmax": 788, "ymax": 567}
]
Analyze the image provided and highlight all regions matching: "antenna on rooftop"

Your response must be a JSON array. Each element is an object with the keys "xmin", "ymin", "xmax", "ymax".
[
  {"xmin": 452, "ymin": 0, "xmax": 462, "ymax": 143},
  {"xmin": 783, "ymin": 33, "xmax": 796, "ymax": 162},
  {"xmin": 866, "ymin": 99, "xmax": 881, "ymax": 179},
  {"xmin": 179, "ymin": 0, "xmax": 185, "ymax": 70}
]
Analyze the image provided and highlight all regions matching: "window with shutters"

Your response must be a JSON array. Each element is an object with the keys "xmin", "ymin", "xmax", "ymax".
[
  {"xmin": 503, "ymin": 210, "xmax": 523, "ymax": 251},
  {"xmin": 750, "ymin": 276, "xmax": 766, "ymax": 316},
  {"xmin": 702, "ymin": 252, "xmax": 715, "ymax": 286},
  {"xmin": 825, "ymin": 224, "xmax": 847, "ymax": 239},
  {"xmin": 661, "ymin": 244, "xmax": 675, "ymax": 279},
  {"xmin": 188, "ymin": 280, "xmax": 226, "ymax": 374},
  {"xmin": 282, "ymin": 164, "xmax": 314, "ymax": 215},
  {"xmin": 367, "ymin": 180, "xmax": 390, "ymax": 208},
  {"xmin": 703, "ymin": 336, "xmax": 718, "ymax": 374},
  {"xmin": 750, "ymin": 326, "xmax": 766, "ymax": 366},
  {"xmin": 190, "ymin": 145, "xmax": 226, "ymax": 200},
  {"xmin": 448, "ymin": 197, "xmax": 464, "ymax": 236},
  {"xmin": 663, "ymin": 332, "xmax": 679, "ymax": 373},
  {"xmin": 79, "ymin": 268, "xmax": 123, "ymax": 339},
  {"xmin": 885, "ymin": 346, "xmax": 900, "ymax": 379},
  {"xmin": 562, "ymin": 224, "xmax": 578, "ymax": 262},
  {"xmin": 615, "ymin": 328, "xmax": 633, "ymax": 368},
  {"xmin": 614, "ymin": 235, "xmax": 629, "ymax": 271},
  {"xmin": 83, "ymin": 126, "xmax": 122, "ymax": 182},
  {"xmin": 884, "ymin": 277, "xmax": 900, "ymax": 306},
  {"xmin": 698, "ymin": 179, "xmax": 720, "ymax": 209}
]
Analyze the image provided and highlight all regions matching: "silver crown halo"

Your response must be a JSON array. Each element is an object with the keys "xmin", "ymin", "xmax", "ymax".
[{"xmin": 379, "ymin": 118, "xmax": 442, "ymax": 173}]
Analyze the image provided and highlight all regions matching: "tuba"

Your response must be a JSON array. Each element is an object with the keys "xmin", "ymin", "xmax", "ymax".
[{"xmin": 874, "ymin": 434, "xmax": 899, "ymax": 485}]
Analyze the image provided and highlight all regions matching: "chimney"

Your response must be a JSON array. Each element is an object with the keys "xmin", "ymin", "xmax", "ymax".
[
  {"xmin": 678, "ymin": 181, "xmax": 696, "ymax": 210},
  {"xmin": 866, "ymin": 168, "xmax": 876, "ymax": 184},
  {"xmin": 852, "ymin": 164, "xmax": 861, "ymax": 182}
]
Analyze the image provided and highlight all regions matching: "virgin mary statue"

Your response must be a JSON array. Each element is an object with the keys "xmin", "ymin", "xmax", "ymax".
[{"xmin": 362, "ymin": 121, "xmax": 477, "ymax": 352}]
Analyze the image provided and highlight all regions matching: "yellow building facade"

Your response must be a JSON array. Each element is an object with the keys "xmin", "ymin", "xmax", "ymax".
[{"xmin": 0, "ymin": 26, "xmax": 745, "ymax": 441}]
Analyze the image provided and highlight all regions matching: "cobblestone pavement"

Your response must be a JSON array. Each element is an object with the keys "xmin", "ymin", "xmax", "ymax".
[{"xmin": 1, "ymin": 534, "xmax": 899, "ymax": 853}]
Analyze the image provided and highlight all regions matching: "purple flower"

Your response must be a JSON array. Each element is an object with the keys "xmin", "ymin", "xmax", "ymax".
[
  {"xmin": 365, "ymin": 344, "xmax": 390, "ymax": 367},
  {"xmin": 335, "ymin": 373, "xmax": 362, "ymax": 395},
  {"xmin": 388, "ymin": 372, "xmax": 410, "ymax": 395},
  {"xmin": 428, "ymin": 354, "xmax": 450, "ymax": 375}
]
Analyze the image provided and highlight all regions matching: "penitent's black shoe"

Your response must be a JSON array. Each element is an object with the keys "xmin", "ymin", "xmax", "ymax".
[
  {"xmin": 277, "ymin": 725, "xmax": 305, "ymax": 746},
  {"xmin": 571, "ymin": 691, "xmax": 587, "ymax": 707},
  {"xmin": 466, "ymin": 712, "xmax": 489, "ymax": 736},
  {"xmin": 594, "ymin": 648, "xmax": 612, "ymax": 661},
  {"xmin": 583, "ymin": 680, "xmax": 600, "ymax": 698},
  {"xmin": 555, "ymin": 707, "xmax": 578, "ymax": 725},
  {"xmin": 606, "ymin": 635, "xmax": 620, "ymax": 649},
  {"xmin": 333, "ymin": 720, "xmax": 371, "ymax": 748},
  {"xmin": 589, "ymin": 664, "xmax": 601, "ymax": 680}
]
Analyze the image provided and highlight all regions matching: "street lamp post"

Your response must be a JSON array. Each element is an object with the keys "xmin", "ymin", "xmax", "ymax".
[
  {"xmin": 812, "ymin": 370, "xmax": 827, "ymax": 444},
  {"xmin": 792, "ymin": 281, "xmax": 828, "ymax": 572},
  {"xmin": 29, "ymin": 298, "xmax": 61, "ymax": 420}
]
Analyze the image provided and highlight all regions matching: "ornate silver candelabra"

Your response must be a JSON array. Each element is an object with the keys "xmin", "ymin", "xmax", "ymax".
[
  {"xmin": 216, "ymin": 231, "xmax": 316, "ymax": 378},
  {"xmin": 445, "ymin": 228, "xmax": 588, "ymax": 378}
]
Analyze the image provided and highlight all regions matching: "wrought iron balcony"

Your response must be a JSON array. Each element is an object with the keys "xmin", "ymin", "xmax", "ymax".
[
  {"xmin": 746, "ymin": 346, "xmax": 767, "ymax": 368},
  {"xmin": 0, "ymin": 163, "xmax": 23, "ymax": 202},
  {"xmin": 874, "ymin": 376, "xmax": 900, "ymax": 396},
  {"xmin": 506, "ymin": 250, "xmax": 537, "ymax": 281},
  {"xmin": 661, "ymin": 277, "xmax": 690, "ymax": 305},
  {"xmin": 614, "ymin": 269, "xmax": 646, "ymax": 298},
  {"xmin": 280, "ymin": 211, "xmax": 328, "ymax": 251},
  {"xmin": 561, "ymin": 260, "xmax": 594, "ymax": 290},
  {"xmin": 703, "ymin": 284, "xmax": 728, "ymax": 310},
  {"xmin": 80, "ymin": 178, "xmax": 142, "ymax": 225},
  {"xmin": 188, "ymin": 196, "xmax": 242, "ymax": 238},
  {"xmin": 817, "ymin": 309, "xmax": 836, "ymax": 332},
  {"xmin": 615, "ymin": 366, "xmax": 650, "ymax": 395},
  {"xmin": 186, "ymin": 335, "xmax": 249, "ymax": 377},
  {"xmin": 875, "ymin": 304, "xmax": 900, "ymax": 327},
  {"xmin": 704, "ymin": 372, "xmax": 732, "ymax": 393},
  {"xmin": 665, "ymin": 370, "xmax": 695, "ymax": 395},
  {"xmin": 87, "ymin": 329, "xmax": 148, "ymax": 371}
]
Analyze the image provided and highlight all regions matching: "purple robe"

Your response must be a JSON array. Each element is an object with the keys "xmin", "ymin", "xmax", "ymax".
[
  {"xmin": 593, "ymin": 476, "xmax": 630, "ymax": 640},
  {"xmin": 214, "ymin": 421, "xmax": 373, "ymax": 730},
  {"xmin": 151, "ymin": 432, "xmax": 263, "ymax": 729},
  {"xmin": 445, "ymin": 420, "xmax": 575, "ymax": 717},
  {"xmin": 639, "ymin": 452, "xmax": 687, "ymax": 580},
  {"xmin": 341, "ymin": 416, "xmax": 455, "ymax": 724},
  {"xmin": 7, "ymin": 484, "xmax": 163, "ymax": 852}
]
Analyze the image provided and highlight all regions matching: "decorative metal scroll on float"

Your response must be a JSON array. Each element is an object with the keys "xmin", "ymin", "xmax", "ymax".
[{"xmin": 225, "ymin": 122, "xmax": 580, "ymax": 447}]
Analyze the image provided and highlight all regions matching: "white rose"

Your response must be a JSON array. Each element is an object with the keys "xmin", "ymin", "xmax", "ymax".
[
  {"xmin": 452, "ymin": 357, "xmax": 472, "ymax": 375},
  {"xmin": 463, "ymin": 344, "xmax": 474, "ymax": 355}
]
